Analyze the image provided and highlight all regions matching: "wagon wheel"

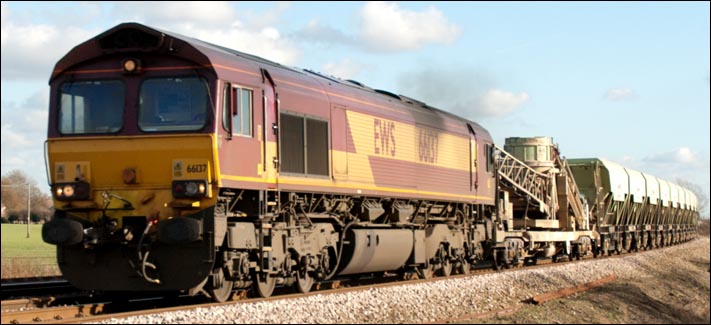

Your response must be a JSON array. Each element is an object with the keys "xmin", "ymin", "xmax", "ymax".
[
  {"xmin": 209, "ymin": 268, "xmax": 234, "ymax": 303},
  {"xmin": 603, "ymin": 238, "xmax": 612, "ymax": 256},
  {"xmin": 624, "ymin": 234, "xmax": 632, "ymax": 252},
  {"xmin": 252, "ymin": 271, "xmax": 276, "ymax": 298},
  {"xmin": 634, "ymin": 235, "xmax": 641, "ymax": 252},
  {"xmin": 294, "ymin": 268, "xmax": 314, "ymax": 294}
]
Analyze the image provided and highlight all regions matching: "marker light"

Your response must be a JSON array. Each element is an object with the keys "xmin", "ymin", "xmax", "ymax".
[{"xmin": 122, "ymin": 58, "xmax": 141, "ymax": 73}]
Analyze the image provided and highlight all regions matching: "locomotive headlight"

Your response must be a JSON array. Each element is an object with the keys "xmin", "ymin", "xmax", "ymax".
[
  {"xmin": 63, "ymin": 185, "xmax": 75, "ymax": 197},
  {"xmin": 53, "ymin": 182, "xmax": 91, "ymax": 201},
  {"xmin": 185, "ymin": 182, "xmax": 198, "ymax": 196},
  {"xmin": 172, "ymin": 180, "xmax": 207, "ymax": 199}
]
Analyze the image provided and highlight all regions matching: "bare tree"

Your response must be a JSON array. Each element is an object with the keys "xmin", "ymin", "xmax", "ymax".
[
  {"xmin": 675, "ymin": 178, "xmax": 709, "ymax": 220},
  {"xmin": 1, "ymin": 170, "xmax": 53, "ymax": 222}
]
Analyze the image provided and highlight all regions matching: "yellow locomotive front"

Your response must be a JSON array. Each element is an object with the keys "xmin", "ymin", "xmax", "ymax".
[{"xmin": 42, "ymin": 25, "xmax": 221, "ymax": 291}]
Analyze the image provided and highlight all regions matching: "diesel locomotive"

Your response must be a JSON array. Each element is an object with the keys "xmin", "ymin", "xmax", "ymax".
[{"xmin": 41, "ymin": 23, "xmax": 699, "ymax": 302}]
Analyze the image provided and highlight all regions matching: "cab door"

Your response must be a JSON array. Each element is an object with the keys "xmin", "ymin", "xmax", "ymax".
[
  {"xmin": 218, "ymin": 79, "xmax": 262, "ymax": 188},
  {"xmin": 261, "ymin": 69, "xmax": 278, "ymax": 189}
]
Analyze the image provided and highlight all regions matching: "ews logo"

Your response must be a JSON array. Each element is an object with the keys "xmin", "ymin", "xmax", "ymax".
[{"xmin": 374, "ymin": 119, "xmax": 396, "ymax": 157}]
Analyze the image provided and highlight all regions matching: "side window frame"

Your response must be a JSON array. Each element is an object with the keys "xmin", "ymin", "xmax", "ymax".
[
  {"xmin": 485, "ymin": 143, "xmax": 492, "ymax": 173},
  {"xmin": 222, "ymin": 82, "xmax": 253, "ymax": 138},
  {"xmin": 237, "ymin": 88, "xmax": 253, "ymax": 137},
  {"xmin": 221, "ymin": 82, "xmax": 232, "ymax": 139}
]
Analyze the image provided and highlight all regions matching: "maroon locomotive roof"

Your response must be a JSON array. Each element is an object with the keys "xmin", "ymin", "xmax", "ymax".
[{"xmin": 51, "ymin": 22, "xmax": 492, "ymax": 141}]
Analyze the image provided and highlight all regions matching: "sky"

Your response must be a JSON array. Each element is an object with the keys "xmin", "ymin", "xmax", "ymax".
[{"xmin": 1, "ymin": 1, "xmax": 709, "ymax": 212}]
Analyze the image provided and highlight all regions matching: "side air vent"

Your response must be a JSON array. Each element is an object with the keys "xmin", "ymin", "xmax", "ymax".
[
  {"xmin": 98, "ymin": 27, "xmax": 164, "ymax": 51},
  {"xmin": 374, "ymin": 89, "xmax": 402, "ymax": 101}
]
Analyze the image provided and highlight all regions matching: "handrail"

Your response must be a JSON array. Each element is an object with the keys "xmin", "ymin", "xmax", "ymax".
[
  {"xmin": 495, "ymin": 145, "xmax": 551, "ymax": 214},
  {"xmin": 495, "ymin": 144, "xmax": 590, "ymax": 228}
]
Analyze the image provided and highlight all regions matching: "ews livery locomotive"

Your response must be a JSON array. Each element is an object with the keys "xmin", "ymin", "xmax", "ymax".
[{"xmin": 42, "ymin": 23, "xmax": 698, "ymax": 302}]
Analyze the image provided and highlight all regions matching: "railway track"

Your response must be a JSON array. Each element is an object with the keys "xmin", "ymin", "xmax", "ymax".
[
  {"xmin": 1, "ymin": 241, "xmax": 683, "ymax": 324},
  {"xmin": 0, "ymin": 277, "xmax": 76, "ymax": 301}
]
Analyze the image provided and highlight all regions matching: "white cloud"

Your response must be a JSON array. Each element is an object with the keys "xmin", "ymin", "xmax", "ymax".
[
  {"xmin": 358, "ymin": 2, "xmax": 460, "ymax": 52},
  {"xmin": 112, "ymin": 1, "xmax": 236, "ymax": 27},
  {"xmin": 1, "ymin": 90, "xmax": 56, "ymax": 188},
  {"xmin": 321, "ymin": 59, "xmax": 369, "ymax": 80},
  {"xmin": 478, "ymin": 89, "xmax": 530, "ymax": 117},
  {"xmin": 242, "ymin": 1, "xmax": 292, "ymax": 30},
  {"xmin": 644, "ymin": 147, "xmax": 699, "ymax": 165},
  {"xmin": 604, "ymin": 87, "xmax": 636, "ymax": 101},
  {"xmin": 0, "ymin": 124, "xmax": 32, "ymax": 148},
  {"xmin": 294, "ymin": 2, "xmax": 460, "ymax": 53},
  {"xmin": 1, "ymin": 13, "xmax": 96, "ymax": 80},
  {"xmin": 294, "ymin": 19, "xmax": 355, "ymax": 46},
  {"xmin": 1, "ymin": 90, "xmax": 48, "ymax": 146},
  {"xmin": 182, "ymin": 24, "xmax": 302, "ymax": 66}
]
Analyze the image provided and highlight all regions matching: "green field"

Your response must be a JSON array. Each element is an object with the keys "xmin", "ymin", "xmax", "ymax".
[{"xmin": 1, "ymin": 224, "xmax": 60, "ymax": 278}]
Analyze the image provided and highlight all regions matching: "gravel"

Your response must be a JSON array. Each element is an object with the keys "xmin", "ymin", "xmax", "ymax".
[{"xmin": 92, "ymin": 237, "xmax": 709, "ymax": 324}]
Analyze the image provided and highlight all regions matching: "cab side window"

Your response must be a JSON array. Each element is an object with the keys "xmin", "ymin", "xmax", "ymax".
[
  {"xmin": 222, "ymin": 83, "xmax": 253, "ymax": 137},
  {"xmin": 485, "ymin": 144, "xmax": 493, "ymax": 172}
]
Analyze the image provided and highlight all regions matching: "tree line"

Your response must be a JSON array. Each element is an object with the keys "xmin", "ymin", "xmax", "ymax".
[{"xmin": 1, "ymin": 170, "xmax": 53, "ymax": 223}]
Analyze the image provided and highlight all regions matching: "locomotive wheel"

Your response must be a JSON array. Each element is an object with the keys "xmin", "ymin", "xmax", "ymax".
[
  {"xmin": 418, "ymin": 263, "xmax": 435, "ymax": 279},
  {"xmin": 458, "ymin": 259, "xmax": 470, "ymax": 275},
  {"xmin": 252, "ymin": 271, "xmax": 276, "ymax": 298},
  {"xmin": 209, "ymin": 268, "xmax": 234, "ymax": 303},
  {"xmin": 294, "ymin": 269, "xmax": 313, "ymax": 294},
  {"xmin": 440, "ymin": 258, "xmax": 452, "ymax": 277},
  {"xmin": 493, "ymin": 251, "xmax": 505, "ymax": 270},
  {"xmin": 437, "ymin": 245, "xmax": 452, "ymax": 277}
]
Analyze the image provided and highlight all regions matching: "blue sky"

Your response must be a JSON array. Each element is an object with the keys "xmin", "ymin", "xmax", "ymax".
[{"xmin": 1, "ymin": 1, "xmax": 709, "ymax": 212}]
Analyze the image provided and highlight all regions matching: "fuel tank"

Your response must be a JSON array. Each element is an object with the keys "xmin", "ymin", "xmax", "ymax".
[{"xmin": 339, "ymin": 229, "xmax": 414, "ymax": 275}]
